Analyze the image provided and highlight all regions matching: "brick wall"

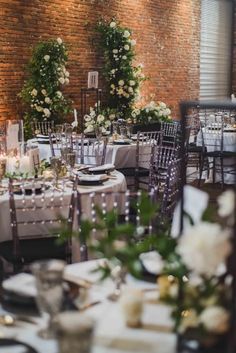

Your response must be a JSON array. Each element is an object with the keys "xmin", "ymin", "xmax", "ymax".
[
  {"xmin": 232, "ymin": 2, "xmax": 236, "ymax": 94},
  {"xmin": 0, "ymin": 0, "xmax": 201, "ymax": 122}
]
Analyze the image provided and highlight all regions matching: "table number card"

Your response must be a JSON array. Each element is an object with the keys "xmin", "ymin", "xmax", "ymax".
[{"xmin": 88, "ymin": 71, "xmax": 98, "ymax": 89}]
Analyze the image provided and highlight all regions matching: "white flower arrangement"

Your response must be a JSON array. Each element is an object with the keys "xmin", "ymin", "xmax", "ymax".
[
  {"xmin": 157, "ymin": 188, "xmax": 235, "ymax": 340},
  {"xmin": 130, "ymin": 101, "xmax": 172, "ymax": 124},
  {"xmin": 83, "ymin": 105, "xmax": 116, "ymax": 134}
]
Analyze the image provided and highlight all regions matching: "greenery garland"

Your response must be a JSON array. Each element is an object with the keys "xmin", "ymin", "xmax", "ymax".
[
  {"xmin": 97, "ymin": 19, "xmax": 146, "ymax": 120},
  {"xmin": 19, "ymin": 37, "xmax": 72, "ymax": 138}
]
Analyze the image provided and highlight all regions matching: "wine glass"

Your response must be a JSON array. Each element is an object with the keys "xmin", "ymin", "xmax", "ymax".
[
  {"xmin": 31, "ymin": 259, "xmax": 65, "ymax": 339},
  {"xmin": 50, "ymin": 156, "xmax": 62, "ymax": 187}
]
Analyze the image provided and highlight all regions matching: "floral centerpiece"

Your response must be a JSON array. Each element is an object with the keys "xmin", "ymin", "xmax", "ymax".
[
  {"xmin": 157, "ymin": 189, "xmax": 235, "ymax": 350},
  {"xmin": 83, "ymin": 104, "xmax": 117, "ymax": 134},
  {"xmin": 19, "ymin": 37, "xmax": 72, "ymax": 138},
  {"xmin": 97, "ymin": 19, "xmax": 146, "ymax": 120},
  {"xmin": 129, "ymin": 101, "xmax": 172, "ymax": 125}
]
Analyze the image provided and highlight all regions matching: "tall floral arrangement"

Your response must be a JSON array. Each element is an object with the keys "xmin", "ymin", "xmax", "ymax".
[
  {"xmin": 97, "ymin": 19, "xmax": 146, "ymax": 120},
  {"xmin": 130, "ymin": 101, "xmax": 172, "ymax": 125},
  {"xmin": 19, "ymin": 37, "xmax": 72, "ymax": 137}
]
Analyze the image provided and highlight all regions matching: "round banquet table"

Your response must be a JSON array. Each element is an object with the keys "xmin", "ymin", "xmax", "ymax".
[
  {"xmin": 0, "ymin": 259, "xmax": 176, "ymax": 353},
  {"xmin": 0, "ymin": 171, "xmax": 126, "ymax": 251},
  {"xmin": 197, "ymin": 128, "xmax": 236, "ymax": 184},
  {"xmin": 27, "ymin": 139, "xmax": 148, "ymax": 170}
]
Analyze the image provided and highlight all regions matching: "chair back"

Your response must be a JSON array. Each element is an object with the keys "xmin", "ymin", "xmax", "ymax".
[
  {"xmin": 8, "ymin": 177, "xmax": 76, "ymax": 266},
  {"xmin": 136, "ymin": 131, "xmax": 163, "ymax": 170},
  {"xmin": 161, "ymin": 158, "xmax": 182, "ymax": 219},
  {"xmin": 31, "ymin": 120, "xmax": 55, "ymax": 136},
  {"xmin": 74, "ymin": 135, "xmax": 107, "ymax": 166},
  {"xmin": 161, "ymin": 121, "xmax": 180, "ymax": 146},
  {"xmin": 199, "ymin": 118, "xmax": 224, "ymax": 153},
  {"xmin": 76, "ymin": 189, "xmax": 157, "ymax": 261}
]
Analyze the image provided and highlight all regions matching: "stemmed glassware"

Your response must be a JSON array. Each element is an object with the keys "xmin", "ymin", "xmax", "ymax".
[
  {"xmin": 31, "ymin": 259, "xmax": 65, "ymax": 339},
  {"xmin": 50, "ymin": 156, "xmax": 62, "ymax": 187}
]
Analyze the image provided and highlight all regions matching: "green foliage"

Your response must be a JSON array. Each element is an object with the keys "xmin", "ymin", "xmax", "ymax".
[
  {"xmin": 96, "ymin": 19, "xmax": 146, "ymax": 119},
  {"xmin": 19, "ymin": 38, "xmax": 72, "ymax": 139}
]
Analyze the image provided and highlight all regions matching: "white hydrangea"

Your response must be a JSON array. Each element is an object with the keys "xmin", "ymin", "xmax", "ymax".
[
  {"xmin": 199, "ymin": 306, "xmax": 230, "ymax": 334},
  {"xmin": 124, "ymin": 44, "xmax": 130, "ymax": 51},
  {"xmin": 31, "ymin": 89, "xmax": 38, "ymax": 97},
  {"xmin": 59, "ymin": 77, "xmax": 65, "ymax": 85},
  {"xmin": 110, "ymin": 21, "xmax": 116, "ymax": 28},
  {"xmin": 43, "ymin": 108, "xmax": 51, "ymax": 118},
  {"xmin": 217, "ymin": 190, "xmax": 235, "ymax": 218},
  {"xmin": 45, "ymin": 97, "xmax": 51, "ymax": 104},
  {"xmin": 159, "ymin": 102, "xmax": 167, "ymax": 109},
  {"xmin": 44, "ymin": 55, "xmax": 50, "ymax": 62},
  {"xmin": 118, "ymin": 80, "xmax": 124, "ymax": 86},
  {"xmin": 57, "ymin": 37, "xmax": 63, "ymax": 45},
  {"xmin": 177, "ymin": 222, "xmax": 232, "ymax": 277},
  {"xmin": 123, "ymin": 30, "xmax": 130, "ymax": 38}
]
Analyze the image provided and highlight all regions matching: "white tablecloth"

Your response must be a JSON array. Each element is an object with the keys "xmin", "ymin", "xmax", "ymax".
[
  {"xmin": 197, "ymin": 129, "xmax": 236, "ymax": 184},
  {"xmin": 0, "ymin": 260, "xmax": 176, "ymax": 353},
  {"xmin": 0, "ymin": 171, "xmax": 126, "ymax": 245},
  {"xmin": 27, "ymin": 140, "xmax": 150, "ymax": 170}
]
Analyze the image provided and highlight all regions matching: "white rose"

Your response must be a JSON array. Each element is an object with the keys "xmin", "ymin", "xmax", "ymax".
[
  {"xmin": 123, "ymin": 30, "xmax": 130, "ymax": 38},
  {"xmin": 65, "ymin": 78, "xmax": 69, "ymax": 84},
  {"xmin": 117, "ymin": 88, "xmax": 124, "ymax": 96},
  {"xmin": 199, "ymin": 306, "xmax": 230, "ymax": 334},
  {"xmin": 56, "ymin": 91, "xmax": 62, "ymax": 98},
  {"xmin": 110, "ymin": 21, "xmax": 116, "ymax": 28},
  {"xmin": 122, "ymin": 55, "xmax": 127, "ymax": 60},
  {"xmin": 41, "ymin": 89, "xmax": 47, "ymax": 96},
  {"xmin": 179, "ymin": 310, "xmax": 199, "ymax": 334},
  {"xmin": 43, "ymin": 108, "xmax": 51, "ymax": 118},
  {"xmin": 44, "ymin": 55, "xmax": 50, "ymax": 62},
  {"xmin": 218, "ymin": 190, "xmax": 235, "ymax": 218},
  {"xmin": 84, "ymin": 114, "xmax": 92, "ymax": 122},
  {"xmin": 97, "ymin": 114, "xmax": 105, "ymax": 123},
  {"xmin": 101, "ymin": 127, "xmax": 107, "ymax": 134},
  {"xmin": 159, "ymin": 102, "xmax": 167, "ymax": 109},
  {"xmin": 124, "ymin": 44, "xmax": 130, "ymax": 51},
  {"xmin": 165, "ymin": 108, "xmax": 171, "ymax": 116},
  {"xmin": 57, "ymin": 37, "xmax": 63, "ymax": 45},
  {"xmin": 131, "ymin": 111, "xmax": 136, "ymax": 118},
  {"xmin": 84, "ymin": 125, "xmax": 94, "ymax": 133},
  {"xmin": 105, "ymin": 120, "xmax": 111, "ymax": 128},
  {"xmin": 177, "ymin": 222, "xmax": 232, "ymax": 277},
  {"xmin": 118, "ymin": 80, "xmax": 124, "ymax": 86},
  {"xmin": 35, "ymin": 106, "xmax": 43, "ymax": 112},
  {"xmin": 113, "ymin": 49, "xmax": 118, "ymax": 54},
  {"xmin": 135, "ymin": 108, "xmax": 140, "ymax": 115},
  {"xmin": 65, "ymin": 71, "xmax": 70, "ymax": 77},
  {"xmin": 111, "ymin": 69, "xmax": 116, "ymax": 74},
  {"xmin": 59, "ymin": 77, "xmax": 65, "ymax": 84},
  {"xmin": 31, "ymin": 88, "xmax": 38, "ymax": 97},
  {"xmin": 129, "ymin": 80, "xmax": 135, "ymax": 86},
  {"xmin": 45, "ymin": 97, "xmax": 51, "ymax": 104},
  {"xmin": 130, "ymin": 39, "xmax": 136, "ymax": 46},
  {"xmin": 128, "ymin": 87, "xmax": 133, "ymax": 93}
]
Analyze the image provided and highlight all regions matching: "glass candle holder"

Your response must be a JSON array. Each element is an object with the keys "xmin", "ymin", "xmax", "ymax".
[{"xmin": 120, "ymin": 288, "xmax": 144, "ymax": 328}]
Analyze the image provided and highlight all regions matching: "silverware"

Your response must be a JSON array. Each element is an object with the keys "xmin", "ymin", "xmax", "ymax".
[{"xmin": 78, "ymin": 301, "xmax": 101, "ymax": 312}]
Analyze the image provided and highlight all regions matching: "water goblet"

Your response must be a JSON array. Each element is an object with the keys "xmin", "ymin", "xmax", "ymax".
[
  {"xmin": 31, "ymin": 259, "xmax": 65, "ymax": 339},
  {"xmin": 119, "ymin": 126, "xmax": 127, "ymax": 139}
]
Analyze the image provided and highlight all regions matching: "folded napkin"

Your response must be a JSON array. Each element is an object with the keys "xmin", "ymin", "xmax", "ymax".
[
  {"xmin": 88, "ymin": 164, "xmax": 115, "ymax": 172},
  {"xmin": 139, "ymin": 251, "xmax": 164, "ymax": 275},
  {"xmin": 78, "ymin": 174, "xmax": 107, "ymax": 182},
  {"xmin": 2, "ymin": 273, "xmax": 37, "ymax": 298}
]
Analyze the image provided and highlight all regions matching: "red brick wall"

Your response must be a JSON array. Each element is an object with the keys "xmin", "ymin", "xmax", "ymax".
[{"xmin": 0, "ymin": 0, "xmax": 201, "ymax": 122}]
